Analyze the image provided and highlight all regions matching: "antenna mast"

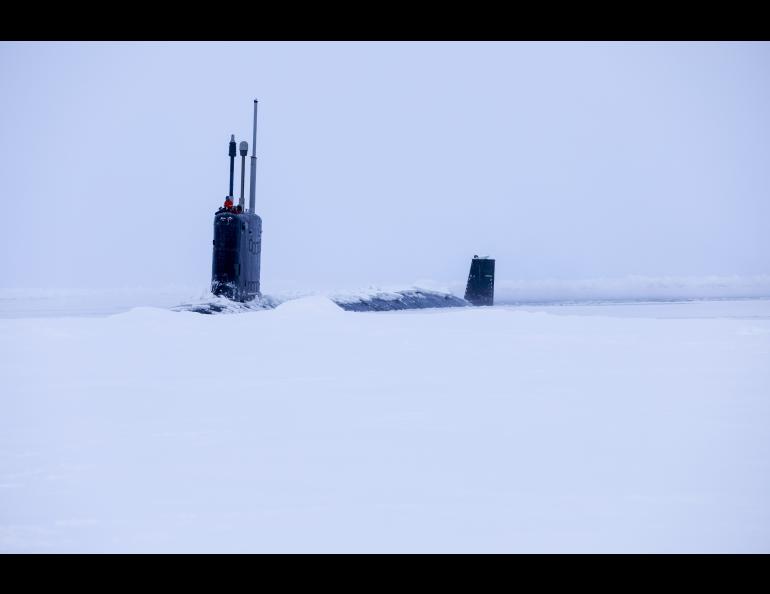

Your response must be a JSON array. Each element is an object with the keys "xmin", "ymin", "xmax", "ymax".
[
  {"xmin": 248, "ymin": 100, "xmax": 258, "ymax": 212},
  {"xmin": 239, "ymin": 141, "xmax": 248, "ymax": 209}
]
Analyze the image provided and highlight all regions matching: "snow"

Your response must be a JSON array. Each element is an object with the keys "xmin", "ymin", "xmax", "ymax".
[{"xmin": 1, "ymin": 297, "xmax": 769, "ymax": 552}]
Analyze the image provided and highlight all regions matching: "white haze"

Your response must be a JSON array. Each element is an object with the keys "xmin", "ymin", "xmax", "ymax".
[{"xmin": 1, "ymin": 42, "xmax": 769, "ymax": 294}]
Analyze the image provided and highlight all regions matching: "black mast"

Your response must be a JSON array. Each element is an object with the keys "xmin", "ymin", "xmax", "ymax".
[{"xmin": 228, "ymin": 134, "xmax": 236, "ymax": 198}]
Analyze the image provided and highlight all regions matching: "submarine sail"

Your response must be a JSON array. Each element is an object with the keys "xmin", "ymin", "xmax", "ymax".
[{"xmin": 211, "ymin": 100, "xmax": 262, "ymax": 302}]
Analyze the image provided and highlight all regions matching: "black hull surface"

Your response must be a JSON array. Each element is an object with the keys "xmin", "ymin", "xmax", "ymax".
[{"xmin": 332, "ymin": 289, "xmax": 469, "ymax": 312}]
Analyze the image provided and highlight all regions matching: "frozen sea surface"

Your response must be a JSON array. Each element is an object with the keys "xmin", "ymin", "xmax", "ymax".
[{"xmin": 1, "ymin": 294, "xmax": 769, "ymax": 552}]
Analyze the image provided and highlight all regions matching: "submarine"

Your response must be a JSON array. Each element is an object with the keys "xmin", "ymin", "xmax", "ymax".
[{"xmin": 197, "ymin": 99, "xmax": 494, "ymax": 313}]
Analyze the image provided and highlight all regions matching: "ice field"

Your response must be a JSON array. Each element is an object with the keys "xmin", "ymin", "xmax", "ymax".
[{"xmin": 1, "ymin": 291, "xmax": 769, "ymax": 552}]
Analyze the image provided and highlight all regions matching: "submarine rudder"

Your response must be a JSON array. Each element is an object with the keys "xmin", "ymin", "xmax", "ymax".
[{"xmin": 464, "ymin": 255, "xmax": 495, "ymax": 306}]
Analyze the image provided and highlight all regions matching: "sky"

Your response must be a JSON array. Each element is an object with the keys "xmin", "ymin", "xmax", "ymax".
[{"xmin": 0, "ymin": 41, "xmax": 768, "ymax": 292}]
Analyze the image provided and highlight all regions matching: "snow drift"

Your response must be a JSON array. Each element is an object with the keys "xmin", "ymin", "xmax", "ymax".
[{"xmin": 1, "ymin": 298, "xmax": 769, "ymax": 552}]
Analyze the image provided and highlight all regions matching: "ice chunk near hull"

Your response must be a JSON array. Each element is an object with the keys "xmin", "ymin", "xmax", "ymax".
[{"xmin": 172, "ymin": 294, "xmax": 279, "ymax": 315}]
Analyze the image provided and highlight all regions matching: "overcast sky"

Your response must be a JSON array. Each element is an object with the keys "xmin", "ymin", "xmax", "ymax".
[{"xmin": 1, "ymin": 42, "xmax": 768, "ymax": 291}]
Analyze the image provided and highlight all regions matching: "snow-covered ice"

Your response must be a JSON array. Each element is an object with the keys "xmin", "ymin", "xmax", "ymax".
[{"xmin": 1, "ymin": 297, "xmax": 769, "ymax": 552}]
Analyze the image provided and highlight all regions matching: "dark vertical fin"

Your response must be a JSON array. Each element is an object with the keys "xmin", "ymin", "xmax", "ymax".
[{"xmin": 464, "ymin": 256, "xmax": 495, "ymax": 306}]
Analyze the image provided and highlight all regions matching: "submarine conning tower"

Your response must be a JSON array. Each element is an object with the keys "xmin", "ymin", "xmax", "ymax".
[
  {"xmin": 211, "ymin": 100, "xmax": 263, "ymax": 302},
  {"xmin": 465, "ymin": 255, "xmax": 495, "ymax": 306}
]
